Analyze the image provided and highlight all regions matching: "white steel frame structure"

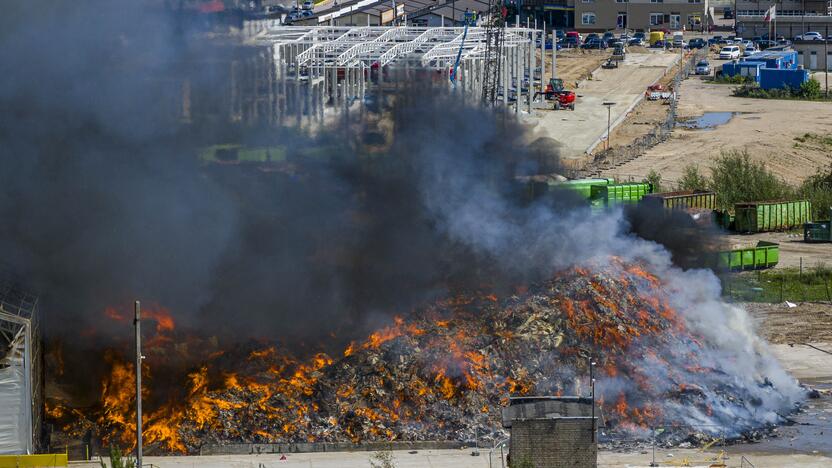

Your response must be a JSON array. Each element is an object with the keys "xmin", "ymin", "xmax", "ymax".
[
  {"xmin": 0, "ymin": 276, "xmax": 40, "ymax": 455},
  {"xmin": 240, "ymin": 25, "xmax": 546, "ymax": 125}
]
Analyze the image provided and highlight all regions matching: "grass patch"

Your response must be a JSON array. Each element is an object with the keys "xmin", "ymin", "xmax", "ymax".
[
  {"xmin": 710, "ymin": 74, "xmax": 754, "ymax": 85},
  {"xmin": 732, "ymin": 78, "xmax": 832, "ymax": 101},
  {"xmin": 722, "ymin": 266, "xmax": 832, "ymax": 303}
]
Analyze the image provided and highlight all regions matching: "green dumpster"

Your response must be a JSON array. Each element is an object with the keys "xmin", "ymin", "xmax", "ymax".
[
  {"xmin": 590, "ymin": 182, "xmax": 652, "ymax": 208},
  {"xmin": 717, "ymin": 241, "xmax": 779, "ymax": 271},
  {"xmin": 734, "ymin": 200, "xmax": 811, "ymax": 233}
]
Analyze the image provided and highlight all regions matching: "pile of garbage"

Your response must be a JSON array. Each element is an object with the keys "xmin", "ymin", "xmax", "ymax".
[{"xmin": 52, "ymin": 259, "xmax": 799, "ymax": 453}]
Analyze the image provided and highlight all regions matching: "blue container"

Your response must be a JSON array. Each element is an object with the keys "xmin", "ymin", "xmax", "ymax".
[
  {"xmin": 759, "ymin": 67, "xmax": 809, "ymax": 90},
  {"xmin": 722, "ymin": 61, "xmax": 764, "ymax": 83},
  {"xmin": 744, "ymin": 50, "xmax": 798, "ymax": 70}
]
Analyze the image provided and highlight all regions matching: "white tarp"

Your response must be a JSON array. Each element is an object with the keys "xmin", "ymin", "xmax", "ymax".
[{"xmin": 0, "ymin": 345, "xmax": 27, "ymax": 454}]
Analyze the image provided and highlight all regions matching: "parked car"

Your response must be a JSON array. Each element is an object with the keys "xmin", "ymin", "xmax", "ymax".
[
  {"xmin": 555, "ymin": 30, "xmax": 566, "ymax": 41},
  {"xmin": 633, "ymin": 32, "xmax": 646, "ymax": 41},
  {"xmin": 562, "ymin": 37, "xmax": 579, "ymax": 48},
  {"xmin": 565, "ymin": 31, "xmax": 582, "ymax": 42},
  {"xmin": 709, "ymin": 35, "xmax": 723, "ymax": 46},
  {"xmin": 581, "ymin": 38, "xmax": 607, "ymax": 49},
  {"xmin": 650, "ymin": 40, "xmax": 667, "ymax": 49},
  {"xmin": 723, "ymin": 8, "xmax": 733, "ymax": 19},
  {"xmin": 757, "ymin": 40, "xmax": 776, "ymax": 50},
  {"xmin": 302, "ymin": 0, "xmax": 314, "ymax": 10},
  {"xmin": 695, "ymin": 60, "xmax": 711, "ymax": 75},
  {"xmin": 797, "ymin": 32, "xmax": 824, "ymax": 41},
  {"xmin": 742, "ymin": 46, "xmax": 758, "ymax": 57},
  {"xmin": 739, "ymin": 40, "xmax": 753, "ymax": 49},
  {"xmin": 602, "ymin": 31, "xmax": 615, "ymax": 42},
  {"xmin": 719, "ymin": 45, "xmax": 741, "ymax": 59},
  {"xmin": 584, "ymin": 33, "xmax": 599, "ymax": 44},
  {"xmin": 688, "ymin": 38, "xmax": 706, "ymax": 49},
  {"xmin": 628, "ymin": 37, "xmax": 645, "ymax": 47}
]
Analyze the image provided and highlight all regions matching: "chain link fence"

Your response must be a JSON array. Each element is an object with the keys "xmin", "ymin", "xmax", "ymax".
[{"xmin": 584, "ymin": 49, "xmax": 707, "ymax": 177}]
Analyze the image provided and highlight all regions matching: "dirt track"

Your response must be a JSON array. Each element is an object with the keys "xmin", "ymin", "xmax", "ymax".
[{"xmin": 602, "ymin": 78, "xmax": 832, "ymax": 186}]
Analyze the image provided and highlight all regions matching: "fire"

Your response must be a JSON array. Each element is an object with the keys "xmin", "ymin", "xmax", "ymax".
[{"xmin": 55, "ymin": 259, "xmax": 746, "ymax": 452}]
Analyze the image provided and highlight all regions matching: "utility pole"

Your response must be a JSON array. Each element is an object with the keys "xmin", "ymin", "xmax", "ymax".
[
  {"xmin": 589, "ymin": 358, "xmax": 596, "ymax": 442},
  {"xmin": 603, "ymin": 101, "xmax": 616, "ymax": 150},
  {"xmin": 134, "ymin": 301, "xmax": 143, "ymax": 468}
]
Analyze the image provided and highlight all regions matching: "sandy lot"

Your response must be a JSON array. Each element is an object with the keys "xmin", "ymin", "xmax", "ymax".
[
  {"xmin": 531, "ymin": 51, "xmax": 679, "ymax": 160},
  {"xmin": 602, "ymin": 77, "xmax": 832, "ymax": 186}
]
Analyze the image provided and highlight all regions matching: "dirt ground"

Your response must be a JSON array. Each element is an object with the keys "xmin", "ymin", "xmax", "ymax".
[
  {"xmin": 542, "ymin": 48, "xmax": 608, "ymax": 89},
  {"xmin": 747, "ymin": 301, "xmax": 832, "ymax": 345},
  {"xmin": 600, "ymin": 74, "xmax": 832, "ymax": 186},
  {"xmin": 723, "ymin": 231, "xmax": 832, "ymax": 270}
]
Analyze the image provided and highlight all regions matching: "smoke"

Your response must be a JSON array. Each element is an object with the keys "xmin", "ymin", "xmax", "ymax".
[{"xmin": 2, "ymin": 0, "xmax": 802, "ymax": 436}]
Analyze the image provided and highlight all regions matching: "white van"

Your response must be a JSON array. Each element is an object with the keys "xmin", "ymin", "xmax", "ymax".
[
  {"xmin": 672, "ymin": 31, "xmax": 685, "ymax": 48},
  {"xmin": 719, "ymin": 45, "xmax": 741, "ymax": 59}
]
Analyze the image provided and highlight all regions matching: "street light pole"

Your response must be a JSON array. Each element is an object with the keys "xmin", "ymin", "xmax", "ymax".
[
  {"xmin": 603, "ymin": 101, "xmax": 616, "ymax": 150},
  {"xmin": 589, "ymin": 358, "xmax": 596, "ymax": 442},
  {"xmin": 134, "ymin": 301, "xmax": 143, "ymax": 468}
]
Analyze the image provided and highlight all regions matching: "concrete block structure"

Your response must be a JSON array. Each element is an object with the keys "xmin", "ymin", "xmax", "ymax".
[
  {"xmin": 503, "ymin": 396, "xmax": 600, "ymax": 468},
  {"xmin": 574, "ymin": 0, "xmax": 709, "ymax": 32}
]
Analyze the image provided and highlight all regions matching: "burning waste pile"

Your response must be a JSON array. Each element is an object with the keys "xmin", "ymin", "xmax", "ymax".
[{"xmin": 49, "ymin": 257, "xmax": 805, "ymax": 454}]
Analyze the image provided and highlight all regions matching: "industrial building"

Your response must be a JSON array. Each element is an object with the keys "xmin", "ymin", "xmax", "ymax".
[
  {"xmin": 574, "ymin": 0, "xmax": 709, "ymax": 32},
  {"xmin": 502, "ymin": 396, "xmax": 600, "ymax": 468},
  {"xmin": 0, "ymin": 275, "xmax": 41, "ymax": 455},
  {"xmin": 735, "ymin": 0, "xmax": 832, "ymax": 38}
]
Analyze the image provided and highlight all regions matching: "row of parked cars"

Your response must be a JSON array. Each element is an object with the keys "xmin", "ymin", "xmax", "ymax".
[{"xmin": 557, "ymin": 31, "xmax": 659, "ymax": 49}]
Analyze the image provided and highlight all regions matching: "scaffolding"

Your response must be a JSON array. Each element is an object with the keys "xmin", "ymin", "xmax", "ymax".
[
  {"xmin": 238, "ymin": 25, "xmax": 543, "ymax": 125},
  {"xmin": 0, "ymin": 274, "xmax": 40, "ymax": 455}
]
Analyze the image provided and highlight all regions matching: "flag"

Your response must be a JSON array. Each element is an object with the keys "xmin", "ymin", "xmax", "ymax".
[{"xmin": 763, "ymin": 5, "xmax": 776, "ymax": 22}]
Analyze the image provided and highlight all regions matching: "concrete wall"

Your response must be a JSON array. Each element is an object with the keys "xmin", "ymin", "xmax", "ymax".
[
  {"xmin": 574, "ymin": 0, "xmax": 708, "ymax": 32},
  {"xmin": 794, "ymin": 42, "xmax": 832, "ymax": 70},
  {"xmin": 509, "ymin": 418, "xmax": 597, "ymax": 468}
]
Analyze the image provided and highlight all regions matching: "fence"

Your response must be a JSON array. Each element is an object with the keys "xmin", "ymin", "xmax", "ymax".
[
  {"xmin": 721, "ymin": 259, "xmax": 832, "ymax": 303},
  {"xmin": 584, "ymin": 49, "xmax": 707, "ymax": 177}
]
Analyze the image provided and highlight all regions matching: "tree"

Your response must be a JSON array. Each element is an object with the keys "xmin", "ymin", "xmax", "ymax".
[
  {"xmin": 678, "ymin": 164, "xmax": 709, "ymax": 191},
  {"xmin": 708, "ymin": 150, "xmax": 792, "ymax": 210},
  {"xmin": 644, "ymin": 169, "xmax": 663, "ymax": 193}
]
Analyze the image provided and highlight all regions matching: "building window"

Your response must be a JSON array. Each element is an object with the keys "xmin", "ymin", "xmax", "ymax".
[
  {"xmin": 581, "ymin": 0, "xmax": 594, "ymax": 3},
  {"xmin": 616, "ymin": 0, "xmax": 628, "ymax": 3},
  {"xmin": 651, "ymin": 0, "xmax": 663, "ymax": 3},
  {"xmin": 688, "ymin": 0, "xmax": 701, "ymax": 3},
  {"xmin": 650, "ymin": 12, "xmax": 663, "ymax": 25},
  {"xmin": 582, "ymin": 12, "xmax": 597, "ymax": 24}
]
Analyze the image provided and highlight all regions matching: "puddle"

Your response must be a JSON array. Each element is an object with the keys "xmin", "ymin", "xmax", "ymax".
[{"xmin": 676, "ymin": 112, "xmax": 739, "ymax": 130}]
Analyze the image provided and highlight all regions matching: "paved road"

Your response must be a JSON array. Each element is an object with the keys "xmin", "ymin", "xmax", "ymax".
[{"xmin": 531, "ymin": 51, "xmax": 680, "ymax": 161}]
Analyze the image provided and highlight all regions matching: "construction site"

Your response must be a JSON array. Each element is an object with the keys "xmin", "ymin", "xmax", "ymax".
[{"xmin": 1, "ymin": 1, "xmax": 832, "ymax": 468}]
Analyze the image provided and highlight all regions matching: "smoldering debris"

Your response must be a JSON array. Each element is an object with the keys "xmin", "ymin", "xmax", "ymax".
[{"xmin": 50, "ymin": 259, "xmax": 803, "ymax": 453}]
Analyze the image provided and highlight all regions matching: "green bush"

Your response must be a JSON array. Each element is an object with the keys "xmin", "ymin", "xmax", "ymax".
[
  {"xmin": 708, "ymin": 150, "xmax": 793, "ymax": 210},
  {"xmin": 798, "ymin": 163, "xmax": 832, "ymax": 220},
  {"xmin": 799, "ymin": 78, "xmax": 822, "ymax": 99},
  {"xmin": 712, "ymin": 74, "xmax": 753, "ymax": 85},
  {"xmin": 644, "ymin": 169, "xmax": 663, "ymax": 193},
  {"xmin": 99, "ymin": 446, "xmax": 135, "ymax": 468},
  {"xmin": 678, "ymin": 164, "xmax": 709, "ymax": 191},
  {"xmin": 733, "ymin": 79, "xmax": 828, "ymax": 101}
]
